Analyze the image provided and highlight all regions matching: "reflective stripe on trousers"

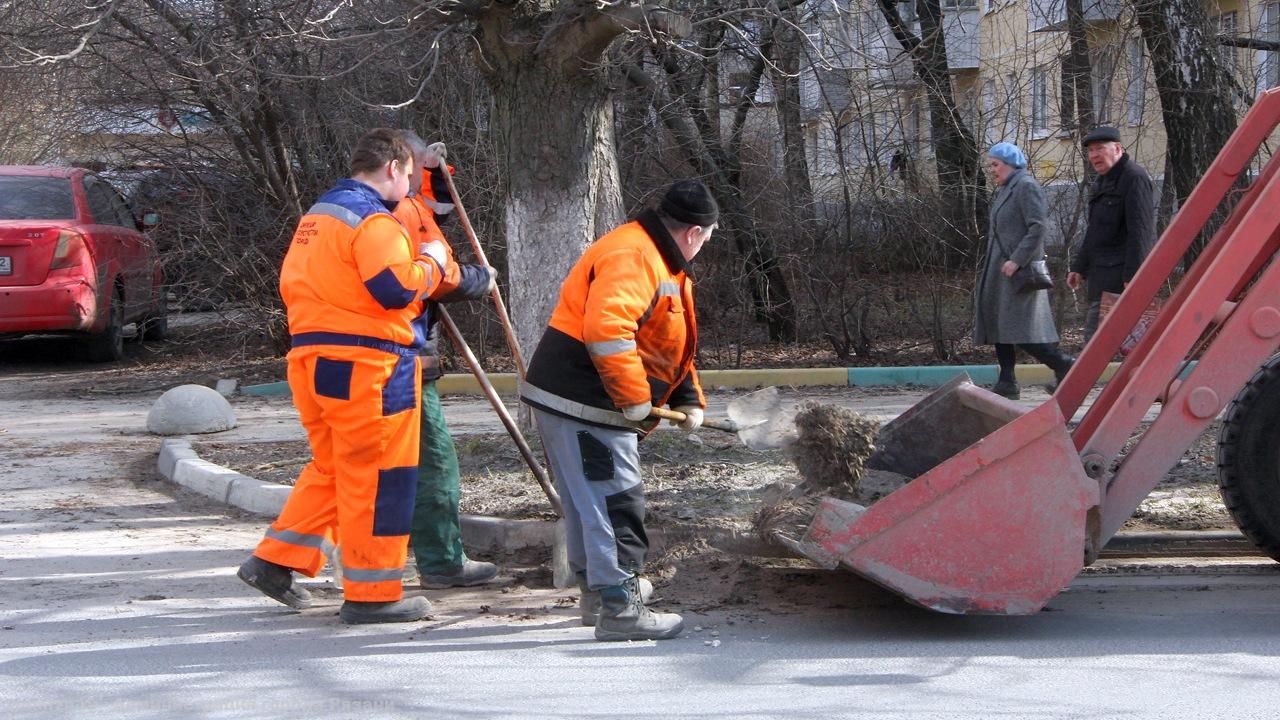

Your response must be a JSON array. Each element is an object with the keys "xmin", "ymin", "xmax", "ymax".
[{"xmin": 253, "ymin": 346, "xmax": 420, "ymax": 602}]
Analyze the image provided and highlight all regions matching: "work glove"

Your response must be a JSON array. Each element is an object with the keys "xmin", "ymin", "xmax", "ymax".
[
  {"xmin": 423, "ymin": 142, "xmax": 447, "ymax": 169},
  {"xmin": 670, "ymin": 405, "xmax": 704, "ymax": 432},
  {"xmin": 418, "ymin": 240, "xmax": 448, "ymax": 268},
  {"xmin": 484, "ymin": 265, "xmax": 498, "ymax": 293},
  {"xmin": 621, "ymin": 401, "xmax": 652, "ymax": 422}
]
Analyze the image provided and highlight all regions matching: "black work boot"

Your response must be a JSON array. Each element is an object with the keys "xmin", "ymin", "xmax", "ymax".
[
  {"xmin": 990, "ymin": 379, "xmax": 1021, "ymax": 400},
  {"xmin": 1046, "ymin": 356, "xmax": 1076, "ymax": 394},
  {"xmin": 237, "ymin": 555, "xmax": 312, "ymax": 610},
  {"xmin": 420, "ymin": 559, "xmax": 498, "ymax": 589},
  {"xmin": 578, "ymin": 572, "xmax": 653, "ymax": 627},
  {"xmin": 594, "ymin": 576, "xmax": 682, "ymax": 641},
  {"xmin": 339, "ymin": 595, "xmax": 433, "ymax": 624}
]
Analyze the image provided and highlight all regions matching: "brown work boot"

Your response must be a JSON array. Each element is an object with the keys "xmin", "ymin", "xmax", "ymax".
[
  {"xmin": 237, "ymin": 555, "xmax": 312, "ymax": 610},
  {"xmin": 594, "ymin": 576, "xmax": 682, "ymax": 641},
  {"xmin": 339, "ymin": 595, "xmax": 433, "ymax": 624},
  {"xmin": 579, "ymin": 572, "xmax": 653, "ymax": 626}
]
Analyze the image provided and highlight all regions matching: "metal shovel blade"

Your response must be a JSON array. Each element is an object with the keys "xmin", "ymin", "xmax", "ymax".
[
  {"xmin": 735, "ymin": 413, "xmax": 797, "ymax": 451},
  {"xmin": 727, "ymin": 386, "xmax": 781, "ymax": 427},
  {"xmin": 723, "ymin": 386, "xmax": 796, "ymax": 451}
]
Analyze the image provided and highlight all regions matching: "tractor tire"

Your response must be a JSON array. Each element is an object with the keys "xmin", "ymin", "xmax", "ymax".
[
  {"xmin": 1218, "ymin": 353, "xmax": 1280, "ymax": 561},
  {"xmin": 86, "ymin": 288, "xmax": 125, "ymax": 363}
]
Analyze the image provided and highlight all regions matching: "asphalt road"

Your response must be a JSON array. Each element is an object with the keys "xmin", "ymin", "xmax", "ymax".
[{"xmin": 2, "ymin": 362, "xmax": 1278, "ymax": 718}]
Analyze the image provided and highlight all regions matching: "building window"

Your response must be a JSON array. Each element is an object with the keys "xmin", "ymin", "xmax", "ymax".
[
  {"xmin": 1265, "ymin": 3, "xmax": 1280, "ymax": 91},
  {"xmin": 982, "ymin": 78, "xmax": 998, "ymax": 145},
  {"xmin": 1004, "ymin": 72, "xmax": 1018, "ymax": 142},
  {"xmin": 1059, "ymin": 56, "xmax": 1076, "ymax": 130},
  {"xmin": 1126, "ymin": 39, "xmax": 1145, "ymax": 126},
  {"xmin": 1031, "ymin": 65, "xmax": 1049, "ymax": 134},
  {"xmin": 941, "ymin": 0, "xmax": 979, "ymax": 9},
  {"xmin": 1092, "ymin": 51, "xmax": 1115, "ymax": 124}
]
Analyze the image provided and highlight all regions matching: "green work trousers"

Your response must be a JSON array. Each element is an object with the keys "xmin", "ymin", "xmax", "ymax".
[{"xmin": 410, "ymin": 380, "xmax": 465, "ymax": 574}]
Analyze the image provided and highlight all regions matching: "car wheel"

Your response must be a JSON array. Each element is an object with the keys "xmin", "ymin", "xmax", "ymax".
[
  {"xmin": 139, "ymin": 288, "xmax": 168, "ymax": 342},
  {"xmin": 86, "ymin": 288, "xmax": 125, "ymax": 363}
]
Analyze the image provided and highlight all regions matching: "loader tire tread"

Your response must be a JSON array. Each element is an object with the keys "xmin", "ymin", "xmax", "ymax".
[{"xmin": 1217, "ymin": 353, "xmax": 1280, "ymax": 563}]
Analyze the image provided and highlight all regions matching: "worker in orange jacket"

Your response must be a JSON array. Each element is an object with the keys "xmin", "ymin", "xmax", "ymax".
[
  {"xmin": 237, "ymin": 128, "xmax": 446, "ymax": 624},
  {"xmin": 392, "ymin": 133, "xmax": 500, "ymax": 589},
  {"xmin": 520, "ymin": 180, "xmax": 717, "ymax": 641}
]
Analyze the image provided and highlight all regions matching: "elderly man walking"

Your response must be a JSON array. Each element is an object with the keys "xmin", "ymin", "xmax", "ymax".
[{"xmin": 1067, "ymin": 126, "xmax": 1157, "ymax": 342}]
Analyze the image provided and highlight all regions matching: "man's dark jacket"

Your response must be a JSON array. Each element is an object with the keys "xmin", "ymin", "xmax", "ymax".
[{"xmin": 1070, "ymin": 153, "xmax": 1157, "ymax": 301}]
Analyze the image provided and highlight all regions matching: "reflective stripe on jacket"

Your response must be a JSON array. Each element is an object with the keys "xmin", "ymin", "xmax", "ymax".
[
  {"xmin": 521, "ymin": 209, "xmax": 705, "ymax": 431},
  {"xmin": 281, "ymin": 178, "xmax": 443, "ymax": 351},
  {"xmin": 392, "ymin": 167, "xmax": 492, "ymax": 381}
]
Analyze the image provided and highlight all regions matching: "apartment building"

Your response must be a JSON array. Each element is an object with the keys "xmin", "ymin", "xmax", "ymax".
[{"xmin": 802, "ymin": 0, "xmax": 1280, "ymax": 212}]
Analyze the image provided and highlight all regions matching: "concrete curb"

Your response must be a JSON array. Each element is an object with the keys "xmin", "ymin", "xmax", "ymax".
[
  {"xmin": 156, "ymin": 438, "xmax": 555, "ymax": 552},
  {"xmin": 157, "ymin": 439, "xmax": 1245, "ymax": 557},
  {"xmin": 241, "ymin": 362, "xmax": 1133, "ymax": 397}
]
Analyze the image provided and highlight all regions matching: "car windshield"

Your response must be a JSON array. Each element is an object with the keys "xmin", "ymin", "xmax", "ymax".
[{"xmin": 0, "ymin": 176, "xmax": 75, "ymax": 220}]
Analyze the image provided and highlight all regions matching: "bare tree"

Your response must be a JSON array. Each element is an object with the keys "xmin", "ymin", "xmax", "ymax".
[
  {"xmin": 1132, "ymin": 0, "xmax": 1239, "ymax": 261},
  {"xmin": 877, "ymin": 0, "xmax": 985, "ymax": 262}
]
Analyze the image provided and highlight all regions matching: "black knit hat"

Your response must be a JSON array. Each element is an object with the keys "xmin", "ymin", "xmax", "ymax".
[
  {"xmin": 660, "ymin": 180, "xmax": 719, "ymax": 226},
  {"xmin": 1082, "ymin": 125, "xmax": 1122, "ymax": 146}
]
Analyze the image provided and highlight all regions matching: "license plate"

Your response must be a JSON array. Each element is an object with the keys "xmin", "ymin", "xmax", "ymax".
[{"xmin": 0, "ymin": 256, "xmax": 10, "ymax": 275}]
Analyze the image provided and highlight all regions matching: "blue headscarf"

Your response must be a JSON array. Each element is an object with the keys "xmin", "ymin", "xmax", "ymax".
[{"xmin": 988, "ymin": 142, "xmax": 1027, "ymax": 169}]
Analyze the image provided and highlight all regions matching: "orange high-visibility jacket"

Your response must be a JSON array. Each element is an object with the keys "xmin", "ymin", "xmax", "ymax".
[
  {"xmin": 393, "ymin": 166, "xmax": 492, "ymax": 379},
  {"xmin": 281, "ymin": 178, "xmax": 443, "ymax": 352},
  {"xmin": 522, "ymin": 209, "xmax": 705, "ymax": 430}
]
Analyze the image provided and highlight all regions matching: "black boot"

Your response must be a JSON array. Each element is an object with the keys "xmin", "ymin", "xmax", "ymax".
[
  {"xmin": 992, "ymin": 344, "xmax": 1020, "ymax": 399},
  {"xmin": 238, "ymin": 555, "xmax": 312, "ymax": 610},
  {"xmin": 339, "ymin": 596, "xmax": 433, "ymax": 624},
  {"xmin": 990, "ymin": 379, "xmax": 1021, "ymax": 400}
]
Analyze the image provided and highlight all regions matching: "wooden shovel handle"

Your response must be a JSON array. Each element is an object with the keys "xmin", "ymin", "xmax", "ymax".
[{"xmin": 647, "ymin": 406, "xmax": 737, "ymax": 434}]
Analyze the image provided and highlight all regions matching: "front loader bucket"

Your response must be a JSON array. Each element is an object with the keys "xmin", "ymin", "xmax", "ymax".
[{"xmin": 785, "ymin": 393, "xmax": 1099, "ymax": 615}]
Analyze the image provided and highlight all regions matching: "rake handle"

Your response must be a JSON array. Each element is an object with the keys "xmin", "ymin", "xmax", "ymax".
[
  {"xmin": 438, "ymin": 307, "xmax": 563, "ymax": 518},
  {"xmin": 437, "ymin": 155, "xmax": 527, "ymax": 377}
]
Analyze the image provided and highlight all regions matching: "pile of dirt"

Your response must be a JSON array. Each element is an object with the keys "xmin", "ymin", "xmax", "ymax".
[
  {"xmin": 789, "ymin": 402, "xmax": 880, "ymax": 493},
  {"xmin": 750, "ymin": 402, "xmax": 909, "ymax": 543}
]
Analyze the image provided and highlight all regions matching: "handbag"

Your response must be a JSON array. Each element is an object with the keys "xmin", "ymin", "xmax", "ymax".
[
  {"xmin": 1011, "ymin": 259, "xmax": 1054, "ymax": 294},
  {"xmin": 993, "ymin": 226, "xmax": 1054, "ymax": 294}
]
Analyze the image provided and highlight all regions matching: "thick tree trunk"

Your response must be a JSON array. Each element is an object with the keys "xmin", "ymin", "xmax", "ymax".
[
  {"xmin": 1063, "ymin": 0, "xmax": 1094, "ymax": 149},
  {"xmin": 473, "ymin": 15, "xmax": 626, "ymax": 363},
  {"xmin": 1133, "ymin": 0, "xmax": 1238, "ymax": 262}
]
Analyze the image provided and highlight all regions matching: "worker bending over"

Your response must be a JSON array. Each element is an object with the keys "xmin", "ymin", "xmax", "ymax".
[{"xmin": 520, "ymin": 180, "xmax": 717, "ymax": 641}]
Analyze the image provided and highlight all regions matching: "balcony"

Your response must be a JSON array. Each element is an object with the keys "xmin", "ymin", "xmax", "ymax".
[{"xmin": 1028, "ymin": 0, "xmax": 1122, "ymax": 33}]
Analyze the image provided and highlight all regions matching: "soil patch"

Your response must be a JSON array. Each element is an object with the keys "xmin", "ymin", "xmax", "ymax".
[{"xmin": 198, "ymin": 417, "xmax": 1235, "ymax": 541}]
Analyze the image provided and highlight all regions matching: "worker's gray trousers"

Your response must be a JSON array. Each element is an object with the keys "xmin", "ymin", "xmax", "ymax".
[{"xmin": 533, "ymin": 409, "xmax": 646, "ymax": 590}]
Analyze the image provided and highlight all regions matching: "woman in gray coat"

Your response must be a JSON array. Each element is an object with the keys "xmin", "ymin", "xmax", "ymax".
[{"xmin": 974, "ymin": 142, "xmax": 1074, "ymax": 399}]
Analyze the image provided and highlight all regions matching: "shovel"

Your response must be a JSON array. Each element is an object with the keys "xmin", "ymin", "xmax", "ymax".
[{"xmin": 648, "ymin": 386, "xmax": 796, "ymax": 451}]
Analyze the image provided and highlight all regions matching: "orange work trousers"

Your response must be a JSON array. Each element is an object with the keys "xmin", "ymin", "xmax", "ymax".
[{"xmin": 254, "ymin": 345, "xmax": 421, "ymax": 602}]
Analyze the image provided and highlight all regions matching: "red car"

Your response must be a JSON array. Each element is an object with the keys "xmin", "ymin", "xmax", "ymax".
[{"xmin": 0, "ymin": 166, "xmax": 166, "ymax": 362}]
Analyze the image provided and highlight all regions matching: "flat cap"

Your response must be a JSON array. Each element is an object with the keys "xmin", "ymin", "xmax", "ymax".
[{"xmin": 1082, "ymin": 125, "xmax": 1121, "ymax": 146}]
